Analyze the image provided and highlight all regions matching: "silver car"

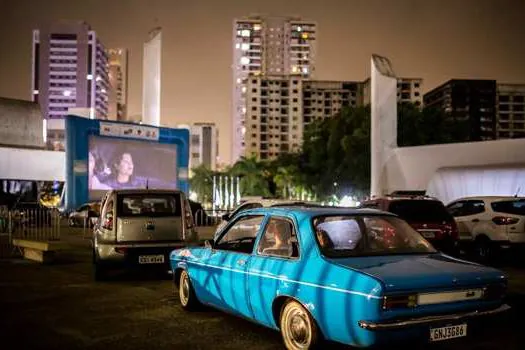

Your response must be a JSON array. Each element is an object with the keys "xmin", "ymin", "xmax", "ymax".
[{"xmin": 92, "ymin": 189, "xmax": 197, "ymax": 280}]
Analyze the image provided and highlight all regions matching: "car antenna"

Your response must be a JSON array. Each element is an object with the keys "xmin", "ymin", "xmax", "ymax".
[
  {"xmin": 146, "ymin": 179, "xmax": 149, "ymax": 190},
  {"xmin": 515, "ymin": 187, "xmax": 520, "ymax": 198}
]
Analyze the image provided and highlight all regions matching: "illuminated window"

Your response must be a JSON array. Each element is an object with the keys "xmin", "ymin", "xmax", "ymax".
[
  {"xmin": 241, "ymin": 43, "xmax": 250, "ymax": 51},
  {"xmin": 291, "ymin": 66, "xmax": 299, "ymax": 73},
  {"xmin": 253, "ymin": 24, "xmax": 261, "ymax": 31},
  {"xmin": 236, "ymin": 78, "xmax": 242, "ymax": 84},
  {"xmin": 242, "ymin": 86, "xmax": 247, "ymax": 93},
  {"xmin": 302, "ymin": 67, "xmax": 309, "ymax": 74},
  {"xmin": 240, "ymin": 57, "xmax": 250, "ymax": 65},
  {"xmin": 301, "ymin": 33, "xmax": 309, "ymax": 39},
  {"xmin": 297, "ymin": 26, "xmax": 302, "ymax": 32},
  {"xmin": 235, "ymin": 43, "xmax": 240, "ymax": 49},
  {"xmin": 241, "ymin": 29, "xmax": 250, "ymax": 37}
]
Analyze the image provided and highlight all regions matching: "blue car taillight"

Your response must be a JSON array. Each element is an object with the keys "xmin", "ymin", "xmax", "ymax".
[
  {"xmin": 382, "ymin": 294, "xmax": 418, "ymax": 310},
  {"xmin": 483, "ymin": 283, "xmax": 507, "ymax": 300}
]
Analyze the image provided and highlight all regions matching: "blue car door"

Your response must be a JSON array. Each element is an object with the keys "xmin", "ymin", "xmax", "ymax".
[
  {"xmin": 247, "ymin": 216, "xmax": 303, "ymax": 328},
  {"xmin": 201, "ymin": 214, "xmax": 266, "ymax": 317}
]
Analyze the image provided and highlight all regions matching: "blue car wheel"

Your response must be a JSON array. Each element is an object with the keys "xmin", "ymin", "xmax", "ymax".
[{"xmin": 280, "ymin": 300, "xmax": 320, "ymax": 350}]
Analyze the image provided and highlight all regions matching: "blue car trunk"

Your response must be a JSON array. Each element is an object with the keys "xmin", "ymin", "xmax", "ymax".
[{"xmin": 328, "ymin": 253, "xmax": 506, "ymax": 293}]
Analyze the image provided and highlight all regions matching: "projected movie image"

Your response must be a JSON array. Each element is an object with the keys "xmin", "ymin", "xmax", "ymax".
[{"xmin": 88, "ymin": 136, "xmax": 177, "ymax": 192}]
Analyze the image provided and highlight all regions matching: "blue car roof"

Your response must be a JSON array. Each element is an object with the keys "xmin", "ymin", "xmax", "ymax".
[{"xmin": 240, "ymin": 205, "xmax": 395, "ymax": 218}]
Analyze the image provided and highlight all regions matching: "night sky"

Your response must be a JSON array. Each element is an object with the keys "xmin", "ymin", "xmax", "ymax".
[{"xmin": 1, "ymin": 0, "xmax": 524, "ymax": 164}]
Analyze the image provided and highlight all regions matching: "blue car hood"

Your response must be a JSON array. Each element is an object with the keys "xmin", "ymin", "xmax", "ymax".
[{"xmin": 327, "ymin": 254, "xmax": 506, "ymax": 293}]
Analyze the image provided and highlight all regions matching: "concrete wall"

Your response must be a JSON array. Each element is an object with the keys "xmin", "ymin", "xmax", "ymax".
[
  {"xmin": 0, "ymin": 147, "xmax": 65, "ymax": 181},
  {"xmin": 142, "ymin": 28, "xmax": 161, "ymax": 126},
  {"xmin": 370, "ymin": 55, "xmax": 398, "ymax": 197},
  {"xmin": 0, "ymin": 97, "xmax": 44, "ymax": 148}
]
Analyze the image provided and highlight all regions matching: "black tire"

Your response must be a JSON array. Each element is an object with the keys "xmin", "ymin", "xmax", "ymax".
[
  {"xmin": 280, "ymin": 300, "xmax": 321, "ymax": 350},
  {"xmin": 93, "ymin": 250, "xmax": 109, "ymax": 281},
  {"xmin": 475, "ymin": 236, "xmax": 493, "ymax": 264},
  {"xmin": 178, "ymin": 270, "xmax": 200, "ymax": 311}
]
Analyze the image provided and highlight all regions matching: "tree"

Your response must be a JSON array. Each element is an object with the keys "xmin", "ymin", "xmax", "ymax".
[
  {"xmin": 230, "ymin": 156, "xmax": 271, "ymax": 197},
  {"xmin": 299, "ymin": 103, "xmax": 461, "ymax": 199},
  {"xmin": 189, "ymin": 164, "xmax": 214, "ymax": 205},
  {"xmin": 270, "ymin": 153, "xmax": 304, "ymax": 199},
  {"xmin": 398, "ymin": 103, "xmax": 470, "ymax": 146}
]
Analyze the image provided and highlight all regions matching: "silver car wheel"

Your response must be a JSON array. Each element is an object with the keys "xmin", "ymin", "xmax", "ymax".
[
  {"xmin": 179, "ymin": 271, "xmax": 190, "ymax": 307},
  {"xmin": 281, "ymin": 301, "xmax": 316, "ymax": 350}
]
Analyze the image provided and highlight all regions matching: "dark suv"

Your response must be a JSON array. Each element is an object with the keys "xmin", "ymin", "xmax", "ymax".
[{"xmin": 360, "ymin": 194, "xmax": 459, "ymax": 253}]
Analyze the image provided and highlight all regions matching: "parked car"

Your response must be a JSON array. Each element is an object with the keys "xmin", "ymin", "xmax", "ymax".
[
  {"xmin": 446, "ymin": 196, "xmax": 525, "ymax": 260},
  {"xmin": 360, "ymin": 194, "xmax": 459, "ymax": 253},
  {"xmin": 68, "ymin": 201, "xmax": 100, "ymax": 227},
  {"xmin": 170, "ymin": 206, "xmax": 509, "ymax": 349},
  {"xmin": 216, "ymin": 198, "xmax": 320, "ymax": 233},
  {"xmin": 92, "ymin": 189, "xmax": 198, "ymax": 280}
]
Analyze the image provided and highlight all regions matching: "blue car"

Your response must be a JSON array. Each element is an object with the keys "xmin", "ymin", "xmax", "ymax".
[{"xmin": 170, "ymin": 207, "xmax": 510, "ymax": 349}]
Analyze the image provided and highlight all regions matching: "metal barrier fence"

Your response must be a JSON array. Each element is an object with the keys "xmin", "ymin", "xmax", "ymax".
[
  {"xmin": 193, "ymin": 209, "xmax": 229, "ymax": 227},
  {"xmin": 0, "ymin": 207, "xmax": 61, "ymax": 258}
]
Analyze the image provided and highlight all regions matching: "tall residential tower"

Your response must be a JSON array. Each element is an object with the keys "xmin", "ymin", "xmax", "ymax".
[
  {"xmin": 232, "ymin": 16, "xmax": 317, "ymax": 163},
  {"xmin": 32, "ymin": 21, "xmax": 109, "ymax": 147}
]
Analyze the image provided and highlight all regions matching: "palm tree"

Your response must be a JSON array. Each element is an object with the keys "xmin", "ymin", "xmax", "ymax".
[
  {"xmin": 189, "ymin": 164, "xmax": 214, "ymax": 205},
  {"xmin": 230, "ymin": 156, "xmax": 271, "ymax": 197}
]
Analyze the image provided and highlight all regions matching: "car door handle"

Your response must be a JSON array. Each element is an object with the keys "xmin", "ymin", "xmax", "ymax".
[
  {"xmin": 237, "ymin": 259, "xmax": 246, "ymax": 266},
  {"xmin": 471, "ymin": 219, "xmax": 480, "ymax": 223}
]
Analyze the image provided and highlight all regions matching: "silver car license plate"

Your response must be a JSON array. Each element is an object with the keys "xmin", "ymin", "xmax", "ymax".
[{"xmin": 138, "ymin": 255, "xmax": 165, "ymax": 264}]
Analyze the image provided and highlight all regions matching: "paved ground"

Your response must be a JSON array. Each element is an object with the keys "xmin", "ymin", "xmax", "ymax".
[{"xmin": 0, "ymin": 228, "xmax": 524, "ymax": 350}]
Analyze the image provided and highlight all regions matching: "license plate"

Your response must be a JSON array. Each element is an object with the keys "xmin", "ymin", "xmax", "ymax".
[
  {"xmin": 138, "ymin": 255, "xmax": 165, "ymax": 264},
  {"xmin": 420, "ymin": 231, "xmax": 436, "ymax": 238},
  {"xmin": 430, "ymin": 324, "xmax": 467, "ymax": 342}
]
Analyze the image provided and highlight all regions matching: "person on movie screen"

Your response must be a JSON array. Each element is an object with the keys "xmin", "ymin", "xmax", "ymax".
[
  {"xmin": 104, "ymin": 152, "xmax": 146, "ymax": 189},
  {"xmin": 88, "ymin": 152, "xmax": 110, "ymax": 190}
]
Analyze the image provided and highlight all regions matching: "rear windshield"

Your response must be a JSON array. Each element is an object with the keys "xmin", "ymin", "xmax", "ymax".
[
  {"xmin": 313, "ymin": 215, "xmax": 436, "ymax": 257},
  {"xmin": 117, "ymin": 194, "xmax": 181, "ymax": 217},
  {"xmin": 491, "ymin": 199, "xmax": 525, "ymax": 216},
  {"xmin": 388, "ymin": 200, "xmax": 451, "ymax": 222}
]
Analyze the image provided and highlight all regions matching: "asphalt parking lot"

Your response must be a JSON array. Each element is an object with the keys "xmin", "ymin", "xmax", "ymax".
[{"xmin": 0, "ymin": 228, "xmax": 524, "ymax": 350}]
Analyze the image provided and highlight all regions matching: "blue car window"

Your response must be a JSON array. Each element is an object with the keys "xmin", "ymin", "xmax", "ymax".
[
  {"xmin": 215, "ymin": 215, "xmax": 265, "ymax": 254},
  {"xmin": 257, "ymin": 217, "xmax": 298, "ymax": 258}
]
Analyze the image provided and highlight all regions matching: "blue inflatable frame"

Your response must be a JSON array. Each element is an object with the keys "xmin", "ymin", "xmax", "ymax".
[{"xmin": 65, "ymin": 115, "xmax": 189, "ymax": 211}]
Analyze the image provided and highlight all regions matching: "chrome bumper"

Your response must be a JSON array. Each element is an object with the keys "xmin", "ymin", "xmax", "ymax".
[{"xmin": 358, "ymin": 304, "xmax": 511, "ymax": 331}]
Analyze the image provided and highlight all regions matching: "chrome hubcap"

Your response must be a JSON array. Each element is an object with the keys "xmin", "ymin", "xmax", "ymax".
[
  {"xmin": 180, "ymin": 273, "xmax": 189, "ymax": 305},
  {"xmin": 287, "ymin": 309, "xmax": 310, "ymax": 347}
]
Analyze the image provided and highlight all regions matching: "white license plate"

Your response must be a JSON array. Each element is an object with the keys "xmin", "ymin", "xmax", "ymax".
[
  {"xmin": 430, "ymin": 324, "xmax": 467, "ymax": 342},
  {"xmin": 420, "ymin": 231, "xmax": 436, "ymax": 238},
  {"xmin": 138, "ymin": 255, "xmax": 165, "ymax": 264}
]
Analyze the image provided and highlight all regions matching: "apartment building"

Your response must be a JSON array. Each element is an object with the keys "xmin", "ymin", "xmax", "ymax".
[{"xmin": 232, "ymin": 16, "xmax": 317, "ymax": 163}]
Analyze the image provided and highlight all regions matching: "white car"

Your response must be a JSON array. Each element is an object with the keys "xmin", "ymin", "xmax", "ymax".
[{"xmin": 446, "ymin": 196, "xmax": 525, "ymax": 259}]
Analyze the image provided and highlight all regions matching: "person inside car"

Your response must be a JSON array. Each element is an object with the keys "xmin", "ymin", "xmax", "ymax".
[{"xmin": 262, "ymin": 220, "xmax": 293, "ymax": 257}]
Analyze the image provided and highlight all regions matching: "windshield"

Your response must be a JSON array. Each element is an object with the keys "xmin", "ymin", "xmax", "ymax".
[
  {"xmin": 117, "ymin": 194, "xmax": 181, "ymax": 217},
  {"xmin": 388, "ymin": 200, "xmax": 451, "ymax": 222},
  {"xmin": 313, "ymin": 215, "xmax": 437, "ymax": 257},
  {"xmin": 491, "ymin": 199, "xmax": 525, "ymax": 216}
]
